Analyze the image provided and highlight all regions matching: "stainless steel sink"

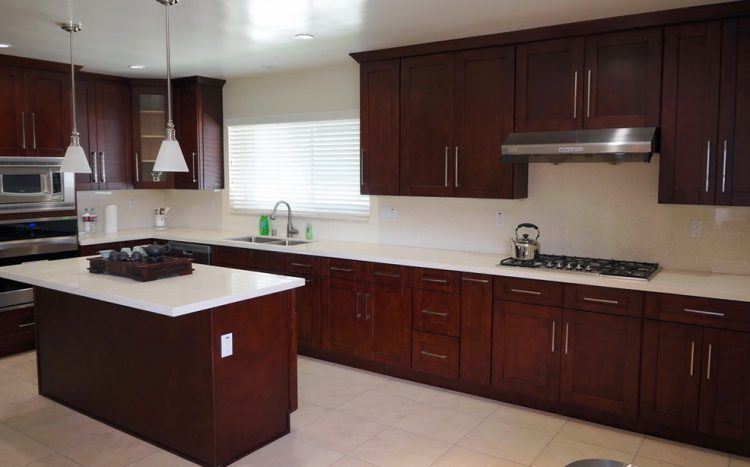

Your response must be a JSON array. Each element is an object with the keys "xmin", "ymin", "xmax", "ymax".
[{"xmin": 226, "ymin": 236, "xmax": 310, "ymax": 246}]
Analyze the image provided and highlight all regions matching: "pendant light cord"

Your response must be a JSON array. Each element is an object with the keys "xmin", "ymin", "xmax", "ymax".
[
  {"xmin": 165, "ymin": 1, "xmax": 174, "ymax": 136},
  {"xmin": 69, "ymin": 29, "xmax": 78, "ymax": 137}
]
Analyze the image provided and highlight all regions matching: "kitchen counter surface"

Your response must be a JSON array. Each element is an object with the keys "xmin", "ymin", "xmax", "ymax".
[
  {"xmin": 79, "ymin": 227, "xmax": 750, "ymax": 303},
  {"xmin": 0, "ymin": 256, "xmax": 304, "ymax": 317}
]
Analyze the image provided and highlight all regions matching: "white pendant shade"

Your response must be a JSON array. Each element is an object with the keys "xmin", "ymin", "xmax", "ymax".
[
  {"xmin": 61, "ymin": 143, "xmax": 91, "ymax": 173},
  {"xmin": 153, "ymin": 138, "xmax": 189, "ymax": 172}
]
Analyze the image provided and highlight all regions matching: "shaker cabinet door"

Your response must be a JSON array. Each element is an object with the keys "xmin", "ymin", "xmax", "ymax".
[
  {"xmin": 23, "ymin": 69, "xmax": 70, "ymax": 157},
  {"xmin": 0, "ymin": 66, "xmax": 23, "ymax": 156}
]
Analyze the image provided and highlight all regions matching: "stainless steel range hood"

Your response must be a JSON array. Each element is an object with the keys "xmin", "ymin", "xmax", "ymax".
[{"xmin": 501, "ymin": 127, "xmax": 658, "ymax": 163}]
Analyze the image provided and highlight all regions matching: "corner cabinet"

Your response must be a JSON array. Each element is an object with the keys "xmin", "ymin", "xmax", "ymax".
[
  {"xmin": 398, "ymin": 47, "xmax": 526, "ymax": 199},
  {"xmin": 660, "ymin": 19, "xmax": 750, "ymax": 206},
  {"xmin": 174, "ymin": 77, "xmax": 225, "ymax": 191},
  {"xmin": 131, "ymin": 83, "xmax": 172, "ymax": 189}
]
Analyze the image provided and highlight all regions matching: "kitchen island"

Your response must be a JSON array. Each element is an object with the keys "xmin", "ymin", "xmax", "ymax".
[{"xmin": 0, "ymin": 257, "xmax": 305, "ymax": 467}]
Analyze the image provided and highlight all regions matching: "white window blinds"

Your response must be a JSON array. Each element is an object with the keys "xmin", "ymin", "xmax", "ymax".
[{"xmin": 227, "ymin": 119, "xmax": 369, "ymax": 217}]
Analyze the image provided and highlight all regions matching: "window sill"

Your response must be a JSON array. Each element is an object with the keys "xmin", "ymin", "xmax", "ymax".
[{"xmin": 229, "ymin": 209, "xmax": 370, "ymax": 223}]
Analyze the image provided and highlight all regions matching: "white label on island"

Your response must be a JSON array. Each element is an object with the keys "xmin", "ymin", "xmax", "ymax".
[{"xmin": 221, "ymin": 333, "xmax": 233, "ymax": 358}]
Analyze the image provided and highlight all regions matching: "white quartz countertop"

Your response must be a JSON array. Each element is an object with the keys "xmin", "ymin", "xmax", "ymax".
[
  {"xmin": 0, "ymin": 257, "xmax": 305, "ymax": 317},
  {"xmin": 78, "ymin": 227, "xmax": 750, "ymax": 303}
]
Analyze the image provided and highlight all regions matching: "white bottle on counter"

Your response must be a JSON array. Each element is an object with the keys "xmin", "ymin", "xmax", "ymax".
[{"xmin": 82, "ymin": 209, "xmax": 92, "ymax": 233}]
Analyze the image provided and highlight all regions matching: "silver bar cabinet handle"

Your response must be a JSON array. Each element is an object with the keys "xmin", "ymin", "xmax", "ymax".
[
  {"xmin": 705, "ymin": 140, "xmax": 711, "ymax": 193},
  {"xmin": 510, "ymin": 288, "xmax": 542, "ymax": 296},
  {"xmin": 92, "ymin": 152, "xmax": 98, "ymax": 183},
  {"xmin": 444, "ymin": 146, "xmax": 449, "ymax": 187},
  {"xmin": 31, "ymin": 112, "xmax": 37, "ymax": 149},
  {"xmin": 291, "ymin": 262, "xmax": 312, "ymax": 269},
  {"xmin": 583, "ymin": 297, "xmax": 619, "ymax": 305},
  {"xmin": 454, "ymin": 146, "xmax": 459, "ymax": 187},
  {"xmin": 586, "ymin": 69, "xmax": 592, "ymax": 118},
  {"xmin": 722, "ymin": 140, "xmax": 727, "ymax": 193},
  {"xmin": 422, "ymin": 277, "xmax": 448, "ymax": 284},
  {"xmin": 330, "ymin": 266, "xmax": 354, "ymax": 273},
  {"xmin": 551, "ymin": 321, "xmax": 556, "ymax": 353},
  {"xmin": 564, "ymin": 323, "xmax": 570, "ymax": 355},
  {"xmin": 100, "ymin": 152, "xmax": 106, "ymax": 183},
  {"xmin": 462, "ymin": 277, "xmax": 489, "ymax": 284},
  {"xmin": 573, "ymin": 71, "xmax": 578, "ymax": 119},
  {"xmin": 706, "ymin": 344, "xmax": 713, "ymax": 380},
  {"xmin": 355, "ymin": 292, "xmax": 362, "ymax": 319},
  {"xmin": 20, "ymin": 112, "xmax": 26, "ymax": 149},
  {"xmin": 134, "ymin": 153, "xmax": 140, "ymax": 182},
  {"xmin": 360, "ymin": 149, "xmax": 364, "ymax": 185},
  {"xmin": 420, "ymin": 350, "xmax": 447, "ymax": 360},
  {"xmin": 364, "ymin": 293, "xmax": 370, "ymax": 320},
  {"xmin": 18, "ymin": 322, "xmax": 35, "ymax": 329},
  {"xmin": 684, "ymin": 308, "xmax": 725, "ymax": 318},
  {"xmin": 373, "ymin": 271, "xmax": 400, "ymax": 278},
  {"xmin": 689, "ymin": 341, "xmax": 695, "ymax": 376},
  {"xmin": 421, "ymin": 309, "xmax": 449, "ymax": 317},
  {"xmin": 192, "ymin": 152, "xmax": 197, "ymax": 183}
]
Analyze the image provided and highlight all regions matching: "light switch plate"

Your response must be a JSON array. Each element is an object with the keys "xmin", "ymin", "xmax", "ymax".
[{"xmin": 221, "ymin": 333, "xmax": 233, "ymax": 358}]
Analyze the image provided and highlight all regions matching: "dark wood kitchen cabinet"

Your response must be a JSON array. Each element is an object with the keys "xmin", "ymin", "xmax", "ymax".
[
  {"xmin": 75, "ymin": 79, "xmax": 132, "ymax": 191},
  {"xmin": 360, "ymin": 60, "xmax": 400, "ymax": 195},
  {"xmin": 660, "ymin": 21, "xmax": 722, "ymax": 205},
  {"xmin": 368, "ymin": 264, "xmax": 411, "ymax": 367},
  {"xmin": 398, "ymin": 48, "xmax": 524, "ymax": 199},
  {"xmin": 0, "ymin": 66, "xmax": 23, "ymax": 156},
  {"xmin": 131, "ymin": 83, "xmax": 172, "ymax": 188},
  {"xmin": 289, "ymin": 255, "xmax": 322, "ymax": 351},
  {"xmin": 453, "ymin": 47, "xmax": 526, "ymax": 199},
  {"xmin": 174, "ymin": 77, "xmax": 225, "ymax": 191},
  {"xmin": 641, "ymin": 321, "xmax": 750, "ymax": 443},
  {"xmin": 492, "ymin": 300, "xmax": 562, "ymax": 401},
  {"xmin": 0, "ymin": 304, "xmax": 35, "ymax": 358},
  {"xmin": 717, "ymin": 17, "xmax": 750, "ymax": 206},
  {"xmin": 560, "ymin": 309, "xmax": 641, "ymax": 418},
  {"xmin": 515, "ymin": 37, "xmax": 584, "ymax": 132},
  {"xmin": 322, "ymin": 277, "xmax": 367, "ymax": 359},
  {"xmin": 400, "ymin": 53, "xmax": 455, "ymax": 197},
  {"xmin": 22, "ymin": 69, "xmax": 70, "ymax": 157},
  {"xmin": 516, "ymin": 30, "xmax": 661, "ymax": 132},
  {"xmin": 459, "ymin": 274, "xmax": 493, "ymax": 386}
]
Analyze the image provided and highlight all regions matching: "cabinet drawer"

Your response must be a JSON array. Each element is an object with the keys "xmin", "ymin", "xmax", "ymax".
[
  {"xmin": 494, "ymin": 277, "xmax": 563, "ymax": 307},
  {"xmin": 322, "ymin": 258, "xmax": 370, "ymax": 281},
  {"xmin": 0, "ymin": 330, "xmax": 35, "ymax": 358},
  {"xmin": 212, "ymin": 246, "xmax": 252, "ymax": 270},
  {"xmin": 253, "ymin": 251, "xmax": 290, "ymax": 273},
  {"xmin": 413, "ymin": 268, "xmax": 460, "ymax": 294},
  {"xmin": 0, "ymin": 305, "xmax": 35, "ymax": 337},
  {"xmin": 412, "ymin": 290, "xmax": 460, "ymax": 337},
  {"xmin": 644, "ymin": 293, "xmax": 750, "ymax": 332},
  {"xmin": 372, "ymin": 263, "xmax": 410, "ymax": 286},
  {"xmin": 412, "ymin": 331, "xmax": 459, "ymax": 379},
  {"xmin": 289, "ymin": 255, "xmax": 321, "ymax": 275},
  {"xmin": 564, "ymin": 284, "xmax": 643, "ymax": 317}
]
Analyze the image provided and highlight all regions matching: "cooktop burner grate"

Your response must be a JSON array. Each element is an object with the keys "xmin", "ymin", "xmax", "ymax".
[{"xmin": 499, "ymin": 254, "xmax": 660, "ymax": 280}]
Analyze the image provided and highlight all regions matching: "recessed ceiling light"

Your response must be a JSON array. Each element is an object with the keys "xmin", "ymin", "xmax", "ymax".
[
  {"xmin": 0, "ymin": 43, "xmax": 12, "ymax": 48},
  {"xmin": 294, "ymin": 34, "xmax": 315, "ymax": 40},
  {"xmin": 129, "ymin": 65, "xmax": 145, "ymax": 69}
]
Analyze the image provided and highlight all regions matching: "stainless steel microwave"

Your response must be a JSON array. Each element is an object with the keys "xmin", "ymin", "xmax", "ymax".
[{"xmin": 0, "ymin": 158, "xmax": 75, "ymax": 214}]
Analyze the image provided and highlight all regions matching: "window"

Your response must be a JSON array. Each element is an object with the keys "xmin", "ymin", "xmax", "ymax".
[{"xmin": 227, "ymin": 118, "xmax": 369, "ymax": 218}]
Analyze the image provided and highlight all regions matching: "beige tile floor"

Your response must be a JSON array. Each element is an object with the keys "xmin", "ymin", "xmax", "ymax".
[{"xmin": 1, "ymin": 351, "xmax": 749, "ymax": 467}]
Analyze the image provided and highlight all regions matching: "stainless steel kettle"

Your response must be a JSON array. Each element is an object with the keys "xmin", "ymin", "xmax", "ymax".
[{"xmin": 511, "ymin": 223, "xmax": 540, "ymax": 261}]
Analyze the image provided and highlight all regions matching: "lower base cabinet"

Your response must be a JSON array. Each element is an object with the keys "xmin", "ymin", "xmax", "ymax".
[
  {"xmin": 411, "ymin": 330, "xmax": 459, "ymax": 379},
  {"xmin": 295, "ymin": 275, "xmax": 322, "ymax": 350},
  {"xmin": 641, "ymin": 321, "xmax": 750, "ymax": 442},
  {"xmin": 560, "ymin": 309, "xmax": 641, "ymax": 418},
  {"xmin": 492, "ymin": 300, "xmax": 561, "ymax": 401}
]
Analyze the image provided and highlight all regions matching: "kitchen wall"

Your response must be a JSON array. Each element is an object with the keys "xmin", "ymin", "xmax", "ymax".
[{"xmin": 80, "ymin": 62, "xmax": 750, "ymax": 275}]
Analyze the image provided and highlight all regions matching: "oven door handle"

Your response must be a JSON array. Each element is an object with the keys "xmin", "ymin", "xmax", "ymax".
[{"xmin": 0, "ymin": 235, "xmax": 78, "ymax": 259}]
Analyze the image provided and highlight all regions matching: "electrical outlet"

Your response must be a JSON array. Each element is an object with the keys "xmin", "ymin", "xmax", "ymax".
[
  {"xmin": 495, "ymin": 212, "xmax": 504, "ymax": 227},
  {"xmin": 689, "ymin": 220, "xmax": 704, "ymax": 239},
  {"xmin": 380, "ymin": 207, "xmax": 397, "ymax": 221},
  {"xmin": 209, "ymin": 198, "xmax": 216, "ymax": 210},
  {"xmin": 221, "ymin": 333, "xmax": 233, "ymax": 358},
  {"xmin": 128, "ymin": 198, "xmax": 135, "ymax": 209}
]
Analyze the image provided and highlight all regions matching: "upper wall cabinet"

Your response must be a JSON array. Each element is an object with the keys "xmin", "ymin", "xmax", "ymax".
[
  {"xmin": 515, "ymin": 29, "xmax": 662, "ymax": 132},
  {"xmin": 398, "ymin": 47, "xmax": 526, "ymax": 199},
  {"xmin": 131, "ymin": 83, "xmax": 172, "ymax": 189},
  {"xmin": 360, "ymin": 60, "xmax": 400, "ymax": 196},
  {"xmin": 717, "ymin": 17, "xmax": 750, "ymax": 206},
  {"xmin": 0, "ymin": 67, "xmax": 70, "ymax": 157},
  {"xmin": 659, "ymin": 19, "xmax": 749, "ymax": 206},
  {"xmin": 174, "ymin": 77, "xmax": 225, "ymax": 191}
]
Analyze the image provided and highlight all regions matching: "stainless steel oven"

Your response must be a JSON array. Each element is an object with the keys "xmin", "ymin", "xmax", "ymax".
[{"xmin": 0, "ymin": 157, "xmax": 75, "ymax": 214}]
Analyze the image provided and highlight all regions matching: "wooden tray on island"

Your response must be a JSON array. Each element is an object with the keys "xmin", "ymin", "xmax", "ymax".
[{"xmin": 88, "ymin": 256, "xmax": 194, "ymax": 282}]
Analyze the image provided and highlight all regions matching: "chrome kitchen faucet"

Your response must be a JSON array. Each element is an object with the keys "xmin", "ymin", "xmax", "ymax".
[{"xmin": 270, "ymin": 200, "xmax": 299, "ymax": 238}]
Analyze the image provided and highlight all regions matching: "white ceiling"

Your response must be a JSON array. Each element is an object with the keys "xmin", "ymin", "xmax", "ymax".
[{"xmin": 0, "ymin": 0, "xmax": 731, "ymax": 79}]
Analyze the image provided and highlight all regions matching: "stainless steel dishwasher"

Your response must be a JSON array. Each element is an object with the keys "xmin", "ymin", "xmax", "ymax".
[{"xmin": 166, "ymin": 241, "xmax": 212, "ymax": 265}]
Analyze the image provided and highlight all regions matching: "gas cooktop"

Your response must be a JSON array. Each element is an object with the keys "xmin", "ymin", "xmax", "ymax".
[{"xmin": 499, "ymin": 254, "xmax": 660, "ymax": 280}]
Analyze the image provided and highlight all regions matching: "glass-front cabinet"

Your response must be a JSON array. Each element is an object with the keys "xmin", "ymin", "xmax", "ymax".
[{"xmin": 131, "ymin": 85, "xmax": 172, "ymax": 188}]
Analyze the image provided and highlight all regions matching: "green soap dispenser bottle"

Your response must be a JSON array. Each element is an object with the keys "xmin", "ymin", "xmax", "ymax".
[{"xmin": 259, "ymin": 215, "xmax": 270, "ymax": 236}]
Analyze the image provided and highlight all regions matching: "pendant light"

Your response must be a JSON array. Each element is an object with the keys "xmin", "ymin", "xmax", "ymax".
[
  {"xmin": 60, "ymin": 22, "xmax": 91, "ymax": 174},
  {"xmin": 152, "ymin": 0, "xmax": 188, "ymax": 172}
]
